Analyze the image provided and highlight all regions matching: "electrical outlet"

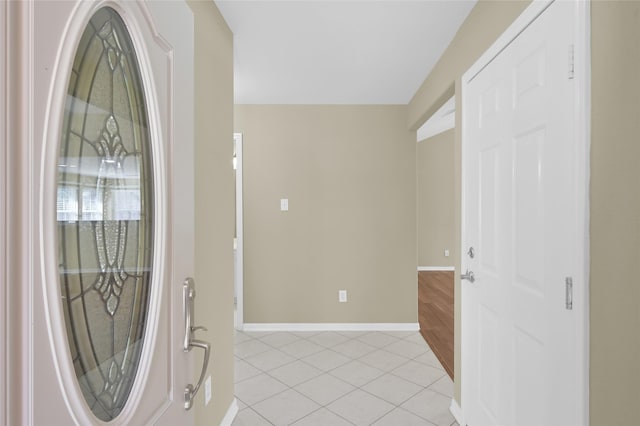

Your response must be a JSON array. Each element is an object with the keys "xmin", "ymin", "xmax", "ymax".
[
  {"xmin": 280, "ymin": 198, "xmax": 289, "ymax": 211},
  {"xmin": 339, "ymin": 290, "xmax": 347, "ymax": 303},
  {"xmin": 444, "ymin": 249, "xmax": 450, "ymax": 257},
  {"xmin": 205, "ymin": 376, "xmax": 212, "ymax": 405}
]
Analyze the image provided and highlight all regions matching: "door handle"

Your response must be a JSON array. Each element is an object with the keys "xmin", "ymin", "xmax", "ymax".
[
  {"xmin": 183, "ymin": 277, "xmax": 212, "ymax": 411},
  {"xmin": 461, "ymin": 269, "xmax": 475, "ymax": 283},
  {"xmin": 184, "ymin": 339, "xmax": 210, "ymax": 411}
]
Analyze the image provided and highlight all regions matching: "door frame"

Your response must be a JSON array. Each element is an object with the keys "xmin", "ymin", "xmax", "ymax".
[
  {"xmin": 234, "ymin": 132, "xmax": 244, "ymax": 329},
  {"xmin": 3, "ymin": 1, "xmax": 30, "ymax": 423},
  {"xmin": 460, "ymin": 0, "xmax": 590, "ymax": 424}
]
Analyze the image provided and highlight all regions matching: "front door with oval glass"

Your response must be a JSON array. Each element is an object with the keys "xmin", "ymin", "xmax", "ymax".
[{"xmin": 25, "ymin": 1, "xmax": 197, "ymax": 424}]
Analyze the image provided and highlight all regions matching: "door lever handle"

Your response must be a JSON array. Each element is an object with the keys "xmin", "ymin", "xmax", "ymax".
[
  {"xmin": 183, "ymin": 278, "xmax": 212, "ymax": 410},
  {"xmin": 461, "ymin": 270, "xmax": 475, "ymax": 283}
]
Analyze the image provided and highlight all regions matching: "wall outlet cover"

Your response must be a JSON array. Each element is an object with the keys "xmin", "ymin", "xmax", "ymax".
[{"xmin": 339, "ymin": 290, "xmax": 347, "ymax": 303}]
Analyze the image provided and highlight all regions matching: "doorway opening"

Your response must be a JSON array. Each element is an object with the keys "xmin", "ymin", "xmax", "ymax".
[{"xmin": 416, "ymin": 96, "xmax": 456, "ymax": 379}]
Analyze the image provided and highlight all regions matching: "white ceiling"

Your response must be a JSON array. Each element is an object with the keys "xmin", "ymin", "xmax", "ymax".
[{"xmin": 215, "ymin": 0, "xmax": 477, "ymax": 105}]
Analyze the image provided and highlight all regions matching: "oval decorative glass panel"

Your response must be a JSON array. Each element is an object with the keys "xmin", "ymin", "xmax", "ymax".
[{"xmin": 56, "ymin": 7, "xmax": 154, "ymax": 422}]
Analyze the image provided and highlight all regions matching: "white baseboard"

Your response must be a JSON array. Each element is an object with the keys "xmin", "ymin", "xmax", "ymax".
[
  {"xmin": 450, "ymin": 398, "xmax": 464, "ymax": 426},
  {"xmin": 418, "ymin": 266, "xmax": 455, "ymax": 271},
  {"xmin": 219, "ymin": 398, "xmax": 239, "ymax": 426},
  {"xmin": 242, "ymin": 323, "xmax": 420, "ymax": 332}
]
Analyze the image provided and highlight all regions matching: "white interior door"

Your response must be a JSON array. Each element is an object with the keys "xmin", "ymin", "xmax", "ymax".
[
  {"xmin": 462, "ymin": 1, "xmax": 587, "ymax": 425},
  {"xmin": 13, "ymin": 1, "xmax": 199, "ymax": 424}
]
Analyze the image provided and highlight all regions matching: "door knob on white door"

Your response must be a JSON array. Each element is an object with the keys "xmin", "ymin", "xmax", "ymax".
[{"xmin": 461, "ymin": 270, "xmax": 475, "ymax": 283}]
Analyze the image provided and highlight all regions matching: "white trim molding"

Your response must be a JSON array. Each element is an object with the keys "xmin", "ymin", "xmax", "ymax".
[
  {"xmin": 418, "ymin": 266, "xmax": 455, "ymax": 272},
  {"xmin": 417, "ymin": 96, "xmax": 455, "ymax": 142},
  {"xmin": 242, "ymin": 323, "xmax": 420, "ymax": 332},
  {"xmin": 219, "ymin": 399, "xmax": 239, "ymax": 426},
  {"xmin": 574, "ymin": 1, "xmax": 591, "ymax": 423},
  {"xmin": 234, "ymin": 132, "xmax": 244, "ymax": 330},
  {"xmin": 464, "ymin": 0, "xmax": 554, "ymax": 82},
  {"xmin": 449, "ymin": 399, "xmax": 464, "ymax": 426}
]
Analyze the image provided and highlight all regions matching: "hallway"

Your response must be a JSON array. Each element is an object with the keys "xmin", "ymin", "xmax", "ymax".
[{"xmin": 233, "ymin": 330, "xmax": 458, "ymax": 425}]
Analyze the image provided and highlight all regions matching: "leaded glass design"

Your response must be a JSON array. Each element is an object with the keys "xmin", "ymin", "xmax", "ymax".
[{"xmin": 56, "ymin": 8, "xmax": 154, "ymax": 422}]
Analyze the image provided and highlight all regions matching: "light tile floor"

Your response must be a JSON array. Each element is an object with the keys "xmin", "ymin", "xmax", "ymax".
[{"xmin": 232, "ymin": 330, "xmax": 460, "ymax": 426}]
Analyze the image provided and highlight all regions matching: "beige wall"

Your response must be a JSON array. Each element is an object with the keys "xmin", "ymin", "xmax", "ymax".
[
  {"xmin": 187, "ymin": 1, "xmax": 235, "ymax": 424},
  {"xmin": 235, "ymin": 105, "xmax": 417, "ymax": 324},
  {"xmin": 409, "ymin": 0, "xmax": 640, "ymax": 422},
  {"xmin": 417, "ymin": 130, "xmax": 455, "ymax": 267},
  {"xmin": 590, "ymin": 2, "xmax": 640, "ymax": 424}
]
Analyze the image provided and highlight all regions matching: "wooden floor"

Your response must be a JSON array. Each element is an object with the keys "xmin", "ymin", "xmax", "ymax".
[{"xmin": 418, "ymin": 271, "xmax": 454, "ymax": 379}]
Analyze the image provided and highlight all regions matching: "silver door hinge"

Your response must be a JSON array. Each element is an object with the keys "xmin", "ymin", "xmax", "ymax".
[
  {"xmin": 565, "ymin": 277, "xmax": 573, "ymax": 310},
  {"xmin": 568, "ymin": 45, "xmax": 575, "ymax": 79}
]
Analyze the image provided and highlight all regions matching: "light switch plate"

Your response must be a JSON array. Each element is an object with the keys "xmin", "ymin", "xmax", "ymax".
[
  {"xmin": 339, "ymin": 290, "xmax": 347, "ymax": 303},
  {"xmin": 280, "ymin": 198, "xmax": 289, "ymax": 211},
  {"xmin": 444, "ymin": 249, "xmax": 450, "ymax": 257}
]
